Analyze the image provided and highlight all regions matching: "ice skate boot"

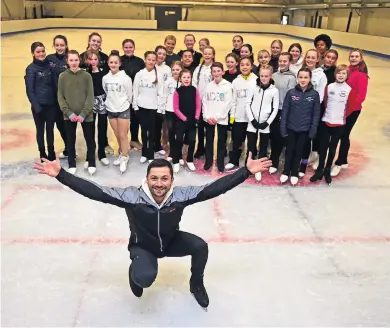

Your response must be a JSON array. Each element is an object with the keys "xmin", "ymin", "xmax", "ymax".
[
  {"xmin": 309, "ymin": 169, "xmax": 324, "ymax": 183},
  {"xmin": 190, "ymin": 279, "xmax": 209, "ymax": 311},
  {"xmin": 268, "ymin": 167, "xmax": 278, "ymax": 175},
  {"xmin": 129, "ymin": 267, "xmax": 143, "ymax": 298},
  {"xmin": 187, "ymin": 162, "xmax": 196, "ymax": 172},
  {"xmin": 324, "ymin": 168, "xmax": 332, "ymax": 185},
  {"xmin": 120, "ymin": 156, "xmax": 129, "ymax": 174},
  {"xmin": 173, "ymin": 163, "xmax": 180, "ymax": 174}
]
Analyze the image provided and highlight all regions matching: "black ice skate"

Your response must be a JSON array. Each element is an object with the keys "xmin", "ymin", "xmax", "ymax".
[
  {"xmin": 190, "ymin": 280, "xmax": 209, "ymax": 311},
  {"xmin": 129, "ymin": 267, "xmax": 143, "ymax": 298},
  {"xmin": 310, "ymin": 169, "xmax": 324, "ymax": 182},
  {"xmin": 324, "ymin": 168, "xmax": 332, "ymax": 185}
]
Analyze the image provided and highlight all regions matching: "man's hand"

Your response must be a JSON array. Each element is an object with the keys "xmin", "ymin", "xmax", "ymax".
[
  {"xmin": 33, "ymin": 154, "xmax": 61, "ymax": 177},
  {"xmin": 246, "ymin": 152, "xmax": 272, "ymax": 175},
  {"xmin": 207, "ymin": 118, "xmax": 217, "ymax": 125}
]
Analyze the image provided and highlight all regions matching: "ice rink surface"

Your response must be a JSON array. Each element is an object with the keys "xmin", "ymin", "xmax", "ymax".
[{"xmin": 1, "ymin": 30, "xmax": 390, "ymax": 326}]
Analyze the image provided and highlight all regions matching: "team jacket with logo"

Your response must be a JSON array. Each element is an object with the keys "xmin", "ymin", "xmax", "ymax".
[
  {"xmin": 132, "ymin": 68, "xmax": 164, "ymax": 112},
  {"xmin": 162, "ymin": 77, "xmax": 180, "ymax": 113},
  {"xmin": 192, "ymin": 64, "xmax": 212, "ymax": 98},
  {"xmin": 55, "ymin": 166, "xmax": 252, "ymax": 256},
  {"xmin": 281, "ymin": 84, "xmax": 321, "ymax": 139},
  {"xmin": 202, "ymin": 79, "xmax": 233, "ymax": 126},
  {"xmin": 231, "ymin": 73, "xmax": 258, "ymax": 123},
  {"xmin": 102, "ymin": 70, "xmax": 133, "ymax": 113},
  {"xmin": 246, "ymin": 83, "xmax": 279, "ymax": 133},
  {"xmin": 322, "ymin": 82, "xmax": 357, "ymax": 126}
]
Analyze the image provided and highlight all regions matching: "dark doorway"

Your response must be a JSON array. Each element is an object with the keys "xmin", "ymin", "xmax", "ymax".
[
  {"xmin": 318, "ymin": 16, "xmax": 323, "ymax": 28},
  {"xmin": 155, "ymin": 6, "xmax": 182, "ymax": 30}
]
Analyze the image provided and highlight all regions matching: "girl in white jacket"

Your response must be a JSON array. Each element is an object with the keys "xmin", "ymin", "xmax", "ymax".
[
  {"xmin": 162, "ymin": 61, "xmax": 183, "ymax": 161},
  {"xmin": 193, "ymin": 46, "xmax": 215, "ymax": 159},
  {"xmin": 202, "ymin": 62, "xmax": 233, "ymax": 172},
  {"xmin": 300, "ymin": 49, "xmax": 328, "ymax": 176},
  {"xmin": 155, "ymin": 45, "xmax": 172, "ymax": 153},
  {"xmin": 133, "ymin": 51, "xmax": 164, "ymax": 163},
  {"xmin": 102, "ymin": 50, "xmax": 133, "ymax": 173},
  {"xmin": 225, "ymin": 57, "xmax": 257, "ymax": 171},
  {"xmin": 245, "ymin": 65, "xmax": 279, "ymax": 181}
]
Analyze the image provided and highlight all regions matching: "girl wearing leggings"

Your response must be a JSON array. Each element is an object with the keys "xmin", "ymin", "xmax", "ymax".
[
  {"xmin": 47, "ymin": 34, "xmax": 69, "ymax": 158},
  {"xmin": 332, "ymin": 49, "xmax": 368, "ymax": 177},
  {"xmin": 310, "ymin": 64, "xmax": 357, "ymax": 185},
  {"xmin": 133, "ymin": 51, "xmax": 164, "ymax": 163},
  {"xmin": 25, "ymin": 42, "xmax": 58, "ymax": 161}
]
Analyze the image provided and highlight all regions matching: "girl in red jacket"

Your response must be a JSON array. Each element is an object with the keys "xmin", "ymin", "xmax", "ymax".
[{"xmin": 332, "ymin": 49, "xmax": 369, "ymax": 177}]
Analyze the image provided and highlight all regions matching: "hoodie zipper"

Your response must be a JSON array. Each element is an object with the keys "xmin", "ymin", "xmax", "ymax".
[{"xmin": 157, "ymin": 209, "xmax": 163, "ymax": 252}]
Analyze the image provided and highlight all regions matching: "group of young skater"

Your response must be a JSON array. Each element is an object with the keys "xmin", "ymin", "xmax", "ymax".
[{"xmin": 25, "ymin": 31, "xmax": 369, "ymax": 185}]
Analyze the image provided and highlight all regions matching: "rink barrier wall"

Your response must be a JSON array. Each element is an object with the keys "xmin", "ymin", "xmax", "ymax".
[{"xmin": 1, "ymin": 18, "xmax": 389, "ymax": 59}]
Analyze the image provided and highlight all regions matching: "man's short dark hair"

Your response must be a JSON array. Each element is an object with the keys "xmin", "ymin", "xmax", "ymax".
[{"xmin": 147, "ymin": 159, "xmax": 173, "ymax": 178}]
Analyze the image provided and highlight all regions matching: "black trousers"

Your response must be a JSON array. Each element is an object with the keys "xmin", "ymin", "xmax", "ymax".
[
  {"xmin": 65, "ymin": 120, "xmax": 96, "ymax": 168},
  {"xmin": 269, "ymin": 111, "xmax": 285, "ymax": 168},
  {"xmin": 228, "ymin": 122, "xmax": 247, "ymax": 166},
  {"xmin": 165, "ymin": 112, "xmax": 177, "ymax": 158},
  {"xmin": 246, "ymin": 131, "xmax": 269, "ymax": 162},
  {"xmin": 335, "ymin": 110, "xmax": 361, "ymax": 166},
  {"xmin": 175, "ymin": 120, "xmax": 196, "ymax": 164},
  {"xmin": 137, "ymin": 107, "xmax": 156, "ymax": 160},
  {"xmin": 130, "ymin": 105, "xmax": 140, "ymax": 142},
  {"xmin": 312, "ymin": 105, "xmax": 325, "ymax": 153},
  {"xmin": 283, "ymin": 129, "xmax": 309, "ymax": 177},
  {"xmin": 31, "ymin": 105, "xmax": 56, "ymax": 159},
  {"xmin": 92, "ymin": 112, "xmax": 108, "ymax": 160},
  {"xmin": 317, "ymin": 123, "xmax": 344, "ymax": 170},
  {"xmin": 154, "ymin": 113, "xmax": 164, "ymax": 152},
  {"xmin": 196, "ymin": 112, "xmax": 205, "ymax": 153},
  {"xmin": 129, "ymin": 231, "xmax": 208, "ymax": 288},
  {"xmin": 55, "ymin": 105, "xmax": 67, "ymax": 153},
  {"xmin": 205, "ymin": 123, "xmax": 228, "ymax": 171}
]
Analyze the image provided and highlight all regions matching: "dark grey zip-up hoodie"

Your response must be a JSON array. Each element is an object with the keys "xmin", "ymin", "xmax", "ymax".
[
  {"xmin": 55, "ymin": 166, "xmax": 252, "ymax": 256},
  {"xmin": 272, "ymin": 69, "xmax": 297, "ymax": 110}
]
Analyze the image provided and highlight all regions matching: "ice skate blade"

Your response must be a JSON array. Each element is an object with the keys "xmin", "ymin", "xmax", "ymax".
[{"xmin": 191, "ymin": 293, "xmax": 209, "ymax": 312}]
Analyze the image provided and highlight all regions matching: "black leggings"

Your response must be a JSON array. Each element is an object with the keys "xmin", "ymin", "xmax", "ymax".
[
  {"xmin": 205, "ymin": 123, "xmax": 228, "ymax": 171},
  {"xmin": 335, "ymin": 110, "xmax": 361, "ymax": 166},
  {"xmin": 65, "ymin": 120, "xmax": 96, "ymax": 168},
  {"xmin": 165, "ymin": 112, "xmax": 177, "ymax": 158},
  {"xmin": 269, "ymin": 111, "xmax": 285, "ymax": 168},
  {"xmin": 246, "ymin": 131, "xmax": 269, "ymax": 162},
  {"xmin": 55, "ymin": 105, "xmax": 67, "ymax": 152},
  {"xmin": 130, "ymin": 105, "xmax": 140, "ymax": 142},
  {"xmin": 317, "ymin": 123, "xmax": 344, "ymax": 170},
  {"xmin": 31, "ymin": 105, "xmax": 56, "ymax": 159},
  {"xmin": 228, "ymin": 122, "xmax": 247, "ymax": 166},
  {"xmin": 283, "ymin": 129, "xmax": 309, "ymax": 177},
  {"xmin": 154, "ymin": 113, "xmax": 164, "ymax": 152},
  {"xmin": 137, "ymin": 107, "xmax": 156, "ymax": 160},
  {"xmin": 129, "ymin": 231, "xmax": 208, "ymax": 288},
  {"xmin": 175, "ymin": 120, "xmax": 196, "ymax": 164},
  {"xmin": 93, "ymin": 113, "xmax": 108, "ymax": 160}
]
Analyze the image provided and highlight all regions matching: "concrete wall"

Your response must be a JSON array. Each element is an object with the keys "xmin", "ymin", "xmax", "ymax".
[
  {"xmin": 25, "ymin": 1, "xmax": 150, "ymax": 20},
  {"xmin": 185, "ymin": 6, "xmax": 281, "ymax": 24},
  {"xmin": 1, "ymin": 0, "xmax": 25, "ymax": 20}
]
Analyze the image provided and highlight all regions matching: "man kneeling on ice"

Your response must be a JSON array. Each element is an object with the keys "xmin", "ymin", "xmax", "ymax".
[{"xmin": 34, "ymin": 153, "xmax": 271, "ymax": 310}]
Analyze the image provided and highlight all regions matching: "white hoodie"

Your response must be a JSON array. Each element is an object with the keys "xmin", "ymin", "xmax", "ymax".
[
  {"xmin": 231, "ymin": 73, "xmax": 257, "ymax": 123},
  {"xmin": 202, "ymin": 78, "xmax": 233, "ymax": 126},
  {"xmin": 310, "ymin": 67, "xmax": 327, "ymax": 103},
  {"xmin": 162, "ymin": 76, "xmax": 180, "ymax": 113},
  {"xmin": 192, "ymin": 63, "xmax": 212, "ymax": 98},
  {"xmin": 132, "ymin": 68, "xmax": 164, "ymax": 112},
  {"xmin": 102, "ymin": 70, "xmax": 132, "ymax": 113},
  {"xmin": 156, "ymin": 63, "xmax": 172, "ymax": 83},
  {"xmin": 289, "ymin": 56, "xmax": 304, "ymax": 76},
  {"xmin": 246, "ymin": 83, "xmax": 279, "ymax": 133}
]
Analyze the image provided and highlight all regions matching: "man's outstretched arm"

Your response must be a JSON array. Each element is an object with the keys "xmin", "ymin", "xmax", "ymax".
[
  {"xmin": 34, "ymin": 157, "xmax": 138, "ymax": 208},
  {"xmin": 178, "ymin": 154, "xmax": 272, "ymax": 206}
]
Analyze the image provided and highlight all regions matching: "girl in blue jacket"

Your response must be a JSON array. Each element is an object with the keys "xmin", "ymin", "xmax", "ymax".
[
  {"xmin": 280, "ymin": 68, "xmax": 321, "ymax": 186},
  {"xmin": 25, "ymin": 42, "xmax": 58, "ymax": 161}
]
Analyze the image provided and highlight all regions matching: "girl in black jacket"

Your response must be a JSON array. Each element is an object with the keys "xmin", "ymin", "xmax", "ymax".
[
  {"xmin": 280, "ymin": 68, "xmax": 321, "ymax": 186},
  {"xmin": 25, "ymin": 42, "xmax": 58, "ymax": 161},
  {"xmin": 47, "ymin": 35, "xmax": 69, "ymax": 158},
  {"xmin": 120, "ymin": 38, "xmax": 145, "ymax": 151},
  {"xmin": 79, "ymin": 32, "xmax": 109, "ymax": 72}
]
